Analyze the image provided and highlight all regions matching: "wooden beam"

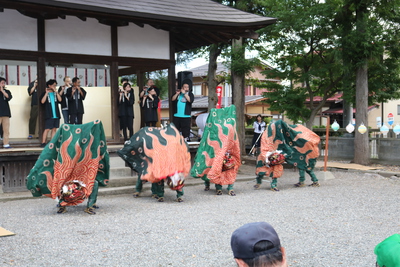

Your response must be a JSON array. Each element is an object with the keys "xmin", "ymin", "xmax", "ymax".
[
  {"xmin": 110, "ymin": 61, "xmax": 120, "ymax": 142},
  {"xmin": 0, "ymin": 48, "xmax": 174, "ymax": 68},
  {"xmin": 111, "ymin": 25, "xmax": 118, "ymax": 57},
  {"xmin": 134, "ymin": 22, "xmax": 144, "ymax": 28},
  {"xmin": 168, "ymin": 32, "xmax": 176, "ymax": 123},
  {"xmin": 77, "ymin": 15, "xmax": 86, "ymax": 21},
  {"xmin": 37, "ymin": 57, "xmax": 46, "ymax": 144},
  {"xmin": 37, "ymin": 18, "xmax": 45, "ymax": 52}
]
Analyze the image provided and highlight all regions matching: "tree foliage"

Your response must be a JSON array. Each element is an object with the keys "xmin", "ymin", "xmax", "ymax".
[
  {"xmin": 255, "ymin": 0, "xmax": 343, "ymax": 127},
  {"xmin": 255, "ymin": 0, "xmax": 400, "ymax": 128}
]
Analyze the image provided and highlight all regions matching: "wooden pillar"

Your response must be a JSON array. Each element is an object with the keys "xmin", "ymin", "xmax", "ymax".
[
  {"xmin": 37, "ymin": 18, "xmax": 46, "ymax": 143},
  {"xmin": 168, "ymin": 32, "xmax": 176, "ymax": 122},
  {"xmin": 136, "ymin": 71, "xmax": 145, "ymax": 128},
  {"xmin": 110, "ymin": 61, "xmax": 119, "ymax": 142}
]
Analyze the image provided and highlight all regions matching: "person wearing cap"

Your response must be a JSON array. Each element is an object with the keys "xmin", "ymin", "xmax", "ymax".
[
  {"xmin": 231, "ymin": 222, "xmax": 287, "ymax": 267},
  {"xmin": 374, "ymin": 234, "xmax": 400, "ymax": 267}
]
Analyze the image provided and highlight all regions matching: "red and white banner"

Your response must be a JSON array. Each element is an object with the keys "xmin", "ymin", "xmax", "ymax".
[{"xmin": 216, "ymin": 86, "xmax": 222, "ymax": 109}]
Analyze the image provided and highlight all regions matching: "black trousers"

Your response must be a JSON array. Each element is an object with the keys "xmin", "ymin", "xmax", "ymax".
[
  {"xmin": 120, "ymin": 115, "xmax": 134, "ymax": 140},
  {"xmin": 173, "ymin": 116, "xmax": 191, "ymax": 138},
  {"xmin": 69, "ymin": 113, "xmax": 83, "ymax": 125}
]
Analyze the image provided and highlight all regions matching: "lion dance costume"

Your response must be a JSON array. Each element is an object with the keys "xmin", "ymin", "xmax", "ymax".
[
  {"xmin": 117, "ymin": 124, "xmax": 190, "ymax": 202},
  {"xmin": 191, "ymin": 105, "xmax": 241, "ymax": 196},
  {"xmin": 255, "ymin": 120, "xmax": 320, "ymax": 191},
  {"xmin": 26, "ymin": 120, "xmax": 110, "ymax": 215}
]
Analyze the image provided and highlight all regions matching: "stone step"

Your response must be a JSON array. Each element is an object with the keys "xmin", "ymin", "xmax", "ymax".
[
  {"xmin": 109, "ymin": 167, "xmax": 134, "ymax": 178},
  {"xmin": 0, "ymin": 175, "xmax": 257, "ymax": 202},
  {"xmin": 107, "ymin": 176, "xmax": 135, "ymax": 188}
]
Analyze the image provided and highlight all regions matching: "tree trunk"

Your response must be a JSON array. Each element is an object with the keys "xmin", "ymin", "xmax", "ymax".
[
  {"xmin": 207, "ymin": 44, "xmax": 222, "ymax": 112},
  {"xmin": 231, "ymin": 37, "xmax": 246, "ymax": 155},
  {"xmin": 353, "ymin": 1, "xmax": 370, "ymax": 165},
  {"xmin": 354, "ymin": 63, "xmax": 369, "ymax": 164}
]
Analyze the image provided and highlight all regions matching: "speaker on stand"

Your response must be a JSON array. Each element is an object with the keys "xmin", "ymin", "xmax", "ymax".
[{"xmin": 177, "ymin": 71, "xmax": 193, "ymax": 92}]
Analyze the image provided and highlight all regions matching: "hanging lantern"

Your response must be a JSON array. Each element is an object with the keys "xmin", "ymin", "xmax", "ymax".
[
  {"xmin": 393, "ymin": 124, "xmax": 400, "ymax": 136},
  {"xmin": 346, "ymin": 123, "xmax": 355, "ymax": 133},
  {"xmin": 380, "ymin": 124, "xmax": 389, "ymax": 136},
  {"xmin": 358, "ymin": 123, "xmax": 367, "ymax": 134},
  {"xmin": 331, "ymin": 120, "xmax": 340, "ymax": 131}
]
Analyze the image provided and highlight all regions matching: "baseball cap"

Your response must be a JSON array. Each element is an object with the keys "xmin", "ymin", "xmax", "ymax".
[
  {"xmin": 231, "ymin": 222, "xmax": 281, "ymax": 259},
  {"xmin": 375, "ymin": 234, "xmax": 400, "ymax": 267}
]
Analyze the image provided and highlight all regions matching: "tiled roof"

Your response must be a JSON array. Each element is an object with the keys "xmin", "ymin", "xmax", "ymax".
[
  {"xmin": 306, "ymin": 92, "xmax": 344, "ymax": 103},
  {"xmin": 23, "ymin": 0, "xmax": 275, "ymax": 26}
]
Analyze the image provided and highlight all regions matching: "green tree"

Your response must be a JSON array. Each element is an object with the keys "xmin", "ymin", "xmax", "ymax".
[
  {"xmin": 256, "ymin": 0, "xmax": 344, "ymax": 129},
  {"xmin": 256, "ymin": 0, "xmax": 400, "ymax": 165},
  {"xmin": 148, "ymin": 70, "xmax": 169, "ymax": 99},
  {"xmin": 335, "ymin": 0, "xmax": 400, "ymax": 164}
]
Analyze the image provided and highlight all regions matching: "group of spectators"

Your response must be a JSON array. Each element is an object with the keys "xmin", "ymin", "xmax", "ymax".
[
  {"xmin": 231, "ymin": 222, "xmax": 399, "ymax": 267},
  {"xmin": 26, "ymin": 76, "xmax": 86, "ymax": 147},
  {"xmin": 0, "ymin": 76, "xmax": 195, "ymax": 149},
  {"xmin": 118, "ymin": 78, "xmax": 194, "ymax": 142}
]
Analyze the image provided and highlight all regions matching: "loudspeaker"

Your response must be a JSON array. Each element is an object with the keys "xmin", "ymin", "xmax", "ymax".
[{"xmin": 177, "ymin": 71, "xmax": 193, "ymax": 92}]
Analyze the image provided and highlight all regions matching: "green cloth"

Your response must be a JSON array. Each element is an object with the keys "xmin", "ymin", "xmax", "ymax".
[
  {"xmin": 375, "ymin": 234, "xmax": 400, "ymax": 267},
  {"xmin": 117, "ymin": 123, "xmax": 190, "ymax": 186},
  {"xmin": 264, "ymin": 120, "xmax": 320, "ymax": 171},
  {"xmin": 26, "ymin": 120, "xmax": 109, "ymax": 206},
  {"xmin": 190, "ymin": 105, "xmax": 241, "ymax": 185}
]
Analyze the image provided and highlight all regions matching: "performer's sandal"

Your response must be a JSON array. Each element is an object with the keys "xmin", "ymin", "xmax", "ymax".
[
  {"xmin": 294, "ymin": 182, "xmax": 305, "ymax": 187},
  {"xmin": 92, "ymin": 204, "xmax": 100, "ymax": 209},
  {"xmin": 204, "ymin": 186, "xmax": 210, "ymax": 191},
  {"xmin": 254, "ymin": 184, "xmax": 261, "ymax": 189},
  {"xmin": 270, "ymin": 187, "xmax": 280, "ymax": 192},
  {"xmin": 157, "ymin": 197, "xmax": 164, "ymax": 202},
  {"xmin": 133, "ymin": 192, "xmax": 140, "ymax": 198},
  {"xmin": 228, "ymin": 190, "xmax": 236, "ymax": 196},
  {"xmin": 57, "ymin": 206, "xmax": 67, "ymax": 214},
  {"xmin": 309, "ymin": 182, "xmax": 320, "ymax": 187},
  {"xmin": 216, "ymin": 190, "xmax": 222, "ymax": 195},
  {"xmin": 175, "ymin": 197, "xmax": 183, "ymax": 202},
  {"xmin": 151, "ymin": 194, "xmax": 159, "ymax": 199},
  {"xmin": 84, "ymin": 207, "xmax": 96, "ymax": 215}
]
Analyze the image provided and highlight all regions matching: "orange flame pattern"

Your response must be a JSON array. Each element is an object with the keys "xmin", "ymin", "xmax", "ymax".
[
  {"xmin": 141, "ymin": 127, "xmax": 191, "ymax": 183},
  {"xmin": 41, "ymin": 133, "xmax": 101, "ymax": 206}
]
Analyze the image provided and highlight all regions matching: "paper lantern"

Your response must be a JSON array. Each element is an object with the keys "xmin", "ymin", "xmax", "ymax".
[
  {"xmin": 393, "ymin": 124, "xmax": 400, "ymax": 136},
  {"xmin": 358, "ymin": 123, "xmax": 367, "ymax": 134},
  {"xmin": 346, "ymin": 123, "xmax": 355, "ymax": 133},
  {"xmin": 331, "ymin": 120, "xmax": 340, "ymax": 131},
  {"xmin": 380, "ymin": 124, "xmax": 389, "ymax": 136}
]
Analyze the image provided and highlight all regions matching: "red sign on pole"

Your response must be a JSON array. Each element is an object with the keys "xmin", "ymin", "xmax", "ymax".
[
  {"xmin": 388, "ymin": 112, "xmax": 394, "ymax": 126},
  {"xmin": 216, "ymin": 86, "xmax": 222, "ymax": 109}
]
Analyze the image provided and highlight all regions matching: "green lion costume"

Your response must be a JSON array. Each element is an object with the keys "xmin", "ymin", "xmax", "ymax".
[{"xmin": 26, "ymin": 120, "xmax": 109, "ymax": 215}]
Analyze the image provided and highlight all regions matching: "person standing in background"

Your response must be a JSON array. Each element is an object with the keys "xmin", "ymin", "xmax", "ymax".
[
  {"xmin": 118, "ymin": 82, "xmax": 135, "ymax": 140},
  {"xmin": 0, "ymin": 77, "xmax": 12, "ymax": 149},
  {"xmin": 66, "ymin": 77, "xmax": 86, "ymax": 125},
  {"xmin": 27, "ymin": 76, "xmax": 38, "ymax": 139},
  {"xmin": 171, "ymin": 83, "xmax": 194, "ymax": 140},
  {"xmin": 250, "ymin": 114, "xmax": 266, "ymax": 156},
  {"xmin": 40, "ymin": 79, "xmax": 61, "ymax": 147},
  {"xmin": 141, "ymin": 87, "xmax": 159, "ymax": 127},
  {"xmin": 58, "ymin": 76, "xmax": 71, "ymax": 124}
]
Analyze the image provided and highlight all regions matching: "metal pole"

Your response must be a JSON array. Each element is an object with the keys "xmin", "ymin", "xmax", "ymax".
[{"xmin": 324, "ymin": 116, "xmax": 330, "ymax": 172}]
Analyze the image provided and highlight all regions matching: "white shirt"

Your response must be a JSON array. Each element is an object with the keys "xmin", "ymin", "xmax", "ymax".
[{"xmin": 253, "ymin": 121, "xmax": 266, "ymax": 134}]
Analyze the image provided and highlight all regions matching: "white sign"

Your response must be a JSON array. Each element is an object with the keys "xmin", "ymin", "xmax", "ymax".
[{"xmin": 376, "ymin": 117, "xmax": 381, "ymax": 128}]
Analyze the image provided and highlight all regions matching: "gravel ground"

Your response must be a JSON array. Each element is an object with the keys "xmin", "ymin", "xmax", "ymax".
[{"xmin": 1, "ymin": 169, "xmax": 400, "ymax": 267}]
